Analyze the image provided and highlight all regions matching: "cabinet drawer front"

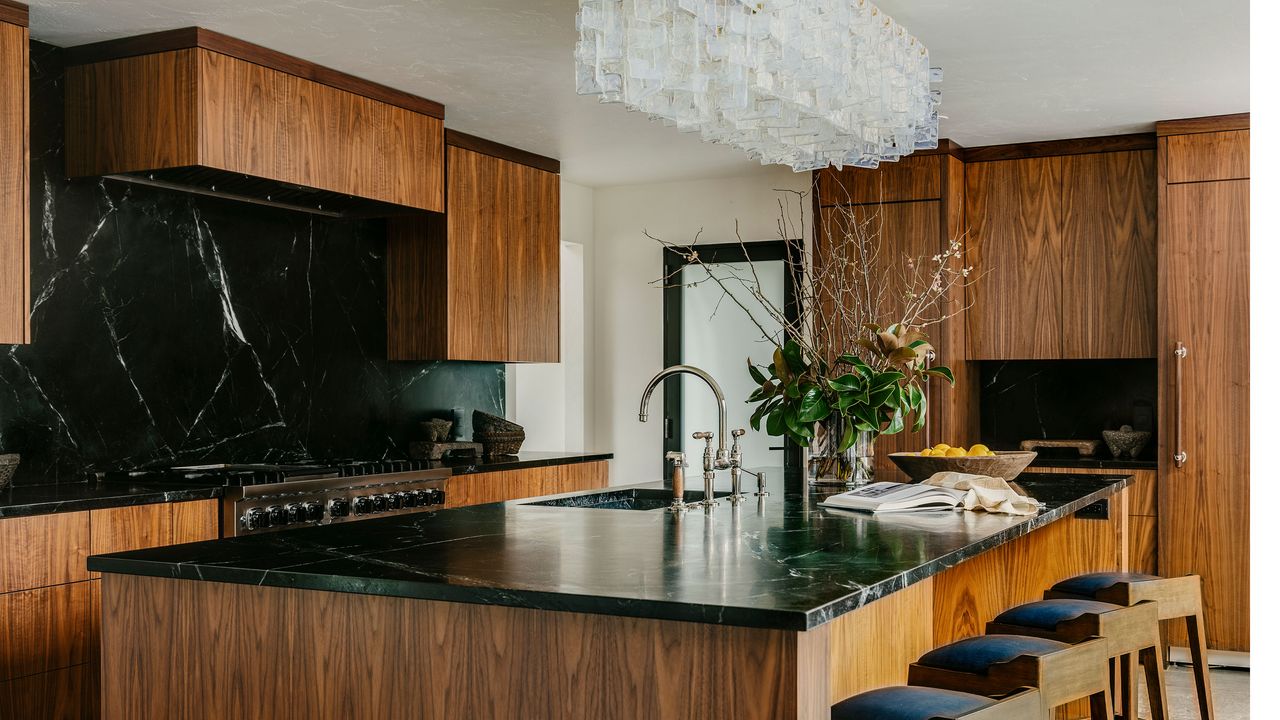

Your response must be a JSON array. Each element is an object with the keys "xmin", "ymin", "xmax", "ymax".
[
  {"xmin": 1164, "ymin": 130, "xmax": 1249, "ymax": 183},
  {"xmin": 0, "ymin": 662, "xmax": 95, "ymax": 719},
  {"xmin": 0, "ymin": 512, "xmax": 90, "ymax": 593},
  {"xmin": 0, "ymin": 582, "xmax": 92, "ymax": 681}
]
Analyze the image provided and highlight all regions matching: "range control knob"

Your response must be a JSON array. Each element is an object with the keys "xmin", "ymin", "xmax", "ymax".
[
  {"xmin": 352, "ymin": 496, "xmax": 373, "ymax": 515},
  {"xmin": 242, "ymin": 508, "xmax": 268, "ymax": 531},
  {"xmin": 284, "ymin": 503, "xmax": 303, "ymax": 524},
  {"xmin": 302, "ymin": 501, "xmax": 324, "ymax": 522},
  {"xmin": 387, "ymin": 492, "xmax": 404, "ymax": 510},
  {"xmin": 329, "ymin": 497, "xmax": 351, "ymax": 518},
  {"xmin": 434, "ymin": 489, "xmax": 446, "ymax": 505},
  {"xmin": 398, "ymin": 491, "xmax": 418, "ymax": 509},
  {"xmin": 371, "ymin": 494, "xmax": 388, "ymax": 513},
  {"xmin": 412, "ymin": 489, "xmax": 431, "ymax": 506},
  {"xmin": 265, "ymin": 506, "xmax": 285, "ymax": 527}
]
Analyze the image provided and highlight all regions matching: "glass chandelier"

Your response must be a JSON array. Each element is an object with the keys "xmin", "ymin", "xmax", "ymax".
[{"xmin": 575, "ymin": 0, "xmax": 941, "ymax": 171}]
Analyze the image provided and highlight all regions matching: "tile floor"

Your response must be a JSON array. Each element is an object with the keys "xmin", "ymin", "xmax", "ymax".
[{"xmin": 1138, "ymin": 665, "xmax": 1249, "ymax": 719}]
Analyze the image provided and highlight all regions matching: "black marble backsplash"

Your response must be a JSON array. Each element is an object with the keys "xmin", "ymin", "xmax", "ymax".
[
  {"xmin": 979, "ymin": 359, "xmax": 1157, "ymax": 461},
  {"xmin": 0, "ymin": 43, "xmax": 504, "ymax": 484}
]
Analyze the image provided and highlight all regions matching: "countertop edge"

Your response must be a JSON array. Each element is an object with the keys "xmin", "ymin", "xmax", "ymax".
[
  {"xmin": 0, "ymin": 485, "xmax": 225, "ymax": 520},
  {"xmin": 88, "ymin": 475, "xmax": 1131, "ymax": 633}
]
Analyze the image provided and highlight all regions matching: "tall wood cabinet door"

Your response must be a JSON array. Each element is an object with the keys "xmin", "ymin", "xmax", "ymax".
[
  {"xmin": 965, "ymin": 157, "xmax": 1064, "ymax": 360},
  {"xmin": 1158, "ymin": 178, "xmax": 1249, "ymax": 652},
  {"xmin": 506, "ymin": 163, "xmax": 560, "ymax": 362},
  {"xmin": 446, "ymin": 146, "xmax": 508, "ymax": 360},
  {"xmin": 1060, "ymin": 151, "xmax": 1157, "ymax": 359},
  {"xmin": 0, "ymin": 21, "xmax": 28, "ymax": 344}
]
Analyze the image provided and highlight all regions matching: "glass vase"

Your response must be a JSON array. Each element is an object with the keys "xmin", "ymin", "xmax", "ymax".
[{"xmin": 806, "ymin": 415, "xmax": 875, "ymax": 487}]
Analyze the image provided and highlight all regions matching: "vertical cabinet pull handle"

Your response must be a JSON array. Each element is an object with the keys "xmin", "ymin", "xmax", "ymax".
[{"xmin": 1174, "ymin": 342, "xmax": 1188, "ymax": 468}]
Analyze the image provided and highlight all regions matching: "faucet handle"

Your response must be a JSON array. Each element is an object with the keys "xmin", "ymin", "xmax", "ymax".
[
  {"xmin": 692, "ymin": 431, "xmax": 713, "ymax": 440},
  {"xmin": 664, "ymin": 450, "xmax": 685, "ymax": 467},
  {"xmin": 731, "ymin": 428, "xmax": 746, "ymax": 437}
]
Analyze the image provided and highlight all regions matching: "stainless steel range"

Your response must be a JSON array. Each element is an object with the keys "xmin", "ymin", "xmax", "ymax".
[{"xmin": 102, "ymin": 460, "xmax": 451, "ymax": 536}]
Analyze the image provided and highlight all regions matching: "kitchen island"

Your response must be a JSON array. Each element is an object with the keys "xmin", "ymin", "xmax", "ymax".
[{"xmin": 90, "ymin": 472, "xmax": 1132, "ymax": 719}]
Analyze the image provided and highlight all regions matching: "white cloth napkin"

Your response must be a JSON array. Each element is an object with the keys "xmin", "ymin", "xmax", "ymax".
[{"xmin": 922, "ymin": 471, "xmax": 1042, "ymax": 516}]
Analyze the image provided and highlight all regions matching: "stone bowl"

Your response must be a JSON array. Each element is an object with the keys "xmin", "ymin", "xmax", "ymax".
[
  {"xmin": 419, "ymin": 418, "xmax": 454, "ymax": 443},
  {"xmin": 888, "ymin": 450, "xmax": 1038, "ymax": 484},
  {"xmin": 0, "ymin": 453, "xmax": 19, "ymax": 490},
  {"xmin": 1102, "ymin": 426, "xmax": 1151, "ymax": 460}
]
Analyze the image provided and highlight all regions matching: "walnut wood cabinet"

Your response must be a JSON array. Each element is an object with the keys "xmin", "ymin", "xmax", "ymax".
[
  {"xmin": 965, "ymin": 149, "xmax": 1156, "ymax": 360},
  {"xmin": 0, "ymin": 499, "xmax": 219, "ymax": 717},
  {"xmin": 0, "ymin": 2, "xmax": 27, "ymax": 344},
  {"xmin": 445, "ymin": 462, "xmax": 609, "ymax": 508},
  {"xmin": 388, "ymin": 132, "xmax": 561, "ymax": 362},
  {"xmin": 1155, "ymin": 115, "xmax": 1249, "ymax": 653},
  {"xmin": 63, "ymin": 27, "xmax": 445, "ymax": 214},
  {"xmin": 815, "ymin": 145, "xmax": 977, "ymax": 481}
]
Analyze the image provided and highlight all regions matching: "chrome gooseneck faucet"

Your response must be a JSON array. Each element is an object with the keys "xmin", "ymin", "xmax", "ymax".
[{"xmin": 640, "ymin": 364, "xmax": 759, "ymax": 510}]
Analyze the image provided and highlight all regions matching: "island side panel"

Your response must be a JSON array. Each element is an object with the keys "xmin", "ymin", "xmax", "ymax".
[
  {"xmin": 99, "ymin": 574, "xmax": 828, "ymax": 720},
  {"xmin": 826, "ymin": 577, "xmax": 935, "ymax": 705}
]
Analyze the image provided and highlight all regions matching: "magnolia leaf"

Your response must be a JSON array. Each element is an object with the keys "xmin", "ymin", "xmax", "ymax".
[
  {"xmin": 870, "ymin": 370, "xmax": 906, "ymax": 390},
  {"xmin": 911, "ymin": 398, "xmax": 928, "ymax": 432},
  {"xmin": 876, "ymin": 331, "xmax": 900, "ymax": 353},
  {"xmin": 797, "ymin": 387, "xmax": 831, "ymax": 423},
  {"xmin": 923, "ymin": 366, "xmax": 956, "ymax": 386},
  {"xmin": 868, "ymin": 385, "xmax": 895, "ymax": 408},
  {"xmin": 781, "ymin": 340, "xmax": 805, "ymax": 375},
  {"xmin": 773, "ymin": 347, "xmax": 790, "ymax": 383},
  {"xmin": 857, "ymin": 338, "xmax": 882, "ymax": 358},
  {"xmin": 884, "ymin": 408, "xmax": 905, "ymax": 435},
  {"xmin": 766, "ymin": 409, "xmax": 786, "ymax": 436},
  {"xmin": 862, "ymin": 323, "xmax": 882, "ymax": 334},
  {"xmin": 852, "ymin": 404, "xmax": 880, "ymax": 430},
  {"xmin": 828, "ymin": 373, "xmax": 862, "ymax": 392},
  {"xmin": 748, "ymin": 362, "xmax": 768, "ymax": 385},
  {"xmin": 888, "ymin": 346, "xmax": 918, "ymax": 366}
]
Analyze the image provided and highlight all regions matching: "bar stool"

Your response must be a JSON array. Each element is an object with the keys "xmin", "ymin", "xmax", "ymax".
[
  {"xmin": 831, "ymin": 686, "xmax": 1046, "ymax": 720},
  {"xmin": 906, "ymin": 634, "xmax": 1112, "ymax": 720},
  {"xmin": 1047, "ymin": 572, "xmax": 1215, "ymax": 720},
  {"xmin": 986, "ymin": 598, "xmax": 1168, "ymax": 720}
]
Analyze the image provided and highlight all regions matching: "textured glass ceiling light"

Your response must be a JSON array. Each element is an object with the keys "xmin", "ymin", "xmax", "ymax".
[{"xmin": 575, "ymin": 0, "xmax": 941, "ymax": 171}]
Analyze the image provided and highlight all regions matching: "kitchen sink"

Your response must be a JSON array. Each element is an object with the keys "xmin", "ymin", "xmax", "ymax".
[{"xmin": 524, "ymin": 488, "xmax": 730, "ymax": 511}]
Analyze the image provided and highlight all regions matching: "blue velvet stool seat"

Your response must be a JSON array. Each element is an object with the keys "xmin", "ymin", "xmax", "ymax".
[
  {"xmin": 986, "ymin": 598, "xmax": 1169, "ymax": 720},
  {"xmin": 1046, "ymin": 572, "xmax": 1215, "ymax": 720},
  {"xmin": 830, "ymin": 685, "xmax": 1045, "ymax": 720},
  {"xmin": 906, "ymin": 634, "xmax": 1112, "ymax": 720}
]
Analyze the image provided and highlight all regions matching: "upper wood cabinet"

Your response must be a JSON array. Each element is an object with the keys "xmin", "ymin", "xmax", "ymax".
[
  {"xmin": 63, "ymin": 27, "xmax": 445, "ymax": 214},
  {"xmin": 388, "ymin": 132, "xmax": 561, "ymax": 363},
  {"xmin": 965, "ymin": 149, "xmax": 1156, "ymax": 360},
  {"xmin": 0, "ymin": 4, "xmax": 28, "ymax": 344}
]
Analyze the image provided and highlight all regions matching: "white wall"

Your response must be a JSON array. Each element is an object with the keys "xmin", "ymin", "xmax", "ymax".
[
  {"xmin": 591, "ymin": 167, "xmax": 810, "ymax": 484},
  {"xmin": 506, "ymin": 179, "xmax": 594, "ymax": 451}
]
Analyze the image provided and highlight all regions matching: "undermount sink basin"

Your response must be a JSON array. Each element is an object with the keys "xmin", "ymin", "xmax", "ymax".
[{"xmin": 525, "ymin": 488, "xmax": 729, "ymax": 511}]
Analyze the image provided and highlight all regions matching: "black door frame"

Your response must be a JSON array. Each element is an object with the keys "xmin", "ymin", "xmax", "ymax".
[{"xmin": 661, "ymin": 240, "xmax": 802, "ymax": 480}]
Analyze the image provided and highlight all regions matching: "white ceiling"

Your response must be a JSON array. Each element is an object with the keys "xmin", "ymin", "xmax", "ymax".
[{"xmin": 27, "ymin": 0, "xmax": 1249, "ymax": 187}]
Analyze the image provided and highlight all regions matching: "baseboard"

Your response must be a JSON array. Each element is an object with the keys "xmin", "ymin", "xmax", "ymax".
[{"xmin": 1169, "ymin": 646, "xmax": 1250, "ymax": 669}]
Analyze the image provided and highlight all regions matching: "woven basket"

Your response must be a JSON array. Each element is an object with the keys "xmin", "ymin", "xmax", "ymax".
[
  {"xmin": 473, "ymin": 410, "xmax": 523, "ymax": 435},
  {"xmin": 0, "ymin": 453, "xmax": 19, "ymax": 490}
]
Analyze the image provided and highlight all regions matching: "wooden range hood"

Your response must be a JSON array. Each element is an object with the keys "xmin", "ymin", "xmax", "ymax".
[{"xmin": 63, "ymin": 27, "xmax": 445, "ymax": 217}]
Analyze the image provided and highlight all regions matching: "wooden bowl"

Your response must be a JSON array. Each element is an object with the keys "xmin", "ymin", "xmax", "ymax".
[{"xmin": 888, "ymin": 450, "xmax": 1037, "ymax": 483}]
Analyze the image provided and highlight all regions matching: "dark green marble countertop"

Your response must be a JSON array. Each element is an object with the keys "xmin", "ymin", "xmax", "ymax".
[{"xmin": 87, "ymin": 471, "xmax": 1130, "ymax": 630}]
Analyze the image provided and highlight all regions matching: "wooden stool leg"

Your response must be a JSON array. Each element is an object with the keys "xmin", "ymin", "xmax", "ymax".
[
  {"xmin": 1119, "ymin": 653, "xmax": 1138, "ymax": 720},
  {"xmin": 1187, "ymin": 612, "xmax": 1216, "ymax": 720},
  {"xmin": 1088, "ymin": 683, "xmax": 1114, "ymax": 720},
  {"xmin": 1139, "ymin": 645, "xmax": 1170, "ymax": 720}
]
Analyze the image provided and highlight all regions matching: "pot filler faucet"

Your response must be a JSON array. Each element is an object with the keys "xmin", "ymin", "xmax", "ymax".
[{"xmin": 638, "ymin": 364, "xmax": 765, "ymax": 511}]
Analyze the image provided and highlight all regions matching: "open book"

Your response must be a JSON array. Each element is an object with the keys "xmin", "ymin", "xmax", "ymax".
[{"xmin": 818, "ymin": 482, "xmax": 968, "ymax": 514}]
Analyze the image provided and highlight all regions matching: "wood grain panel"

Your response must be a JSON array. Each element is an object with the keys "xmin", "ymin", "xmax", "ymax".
[
  {"xmin": 0, "ymin": 582, "xmax": 92, "ymax": 680},
  {"xmin": 0, "ymin": 662, "xmax": 95, "ymax": 720},
  {"xmin": 0, "ymin": 20, "xmax": 27, "ymax": 344},
  {"xmin": 827, "ymin": 578, "xmax": 934, "ymax": 703},
  {"xmin": 101, "ymin": 574, "xmax": 818, "ymax": 720},
  {"xmin": 386, "ymin": 214, "xmax": 449, "ymax": 360},
  {"xmin": 447, "ymin": 129, "xmax": 560, "ymax": 174},
  {"xmin": 933, "ymin": 505, "xmax": 1127, "ymax": 644},
  {"xmin": 1164, "ymin": 130, "xmax": 1249, "ymax": 183},
  {"xmin": 197, "ymin": 49, "xmax": 445, "ymax": 211},
  {"xmin": 1129, "ymin": 516, "xmax": 1157, "ymax": 576},
  {"xmin": 172, "ymin": 499, "xmax": 221, "ymax": 543},
  {"xmin": 1060, "ymin": 151, "xmax": 1157, "ymax": 358},
  {"xmin": 64, "ymin": 26, "xmax": 445, "ymax": 119},
  {"xmin": 1158, "ymin": 177, "xmax": 1249, "ymax": 652},
  {"xmin": 89, "ymin": 503, "xmax": 173, "ymax": 557},
  {"xmin": 540, "ymin": 461, "xmax": 610, "ymax": 496},
  {"xmin": 1155, "ymin": 113, "xmax": 1249, "ymax": 137},
  {"xmin": 447, "ymin": 146, "xmax": 509, "ymax": 360},
  {"xmin": 963, "ymin": 133, "xmax": 1154, "ymax": 163},
  {"xmin": 506, "ymin": 162, "xmax": 561, "ymax": 363},
  {"xmin": 64, "ymin": 49, "xmax": 199, "ymax": 177},
  {"xmin": 816, "ymin": 154, "xmax": 941, "ymax": 205},
  {"xmin": 0, "ymin": 511, "xmax": 89, "ymax": 593},
  {"xmin": 965, "ymin": 157, "xmax": 1064, "ymax": 359}
]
